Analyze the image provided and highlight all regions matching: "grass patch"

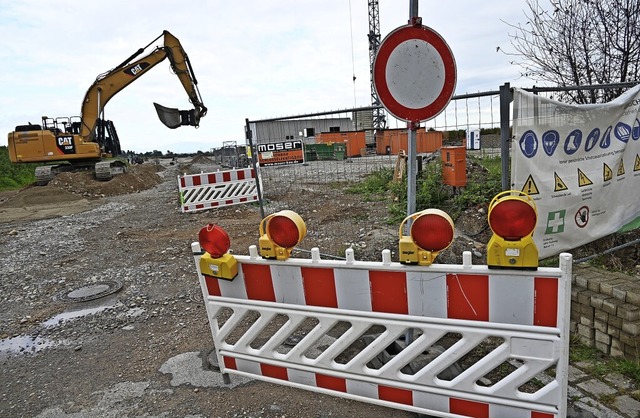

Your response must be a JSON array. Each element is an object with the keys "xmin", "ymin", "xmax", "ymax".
[
  {"xmin": 346, "ymin": 168, "xmax": 393, "ymax": 202},
  {"xmin": 348, "ymin": 154, "xmax": 504, "ymax": 224},
  {"xmin": 570, "ymin": 338, "xmax": 640, "ymax": 383},
  {"xmin": 449, "ymin": 156, "xmax": 502, "ymax": 216},
  {"xmin": 0, "ymin": 146, "xmax": 37, "ymax": 190}
]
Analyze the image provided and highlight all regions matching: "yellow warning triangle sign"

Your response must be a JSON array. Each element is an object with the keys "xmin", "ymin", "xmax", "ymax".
[
  {"xmin": 521, "ymin": 174, "xmax": 539, "ymax": 195},
  {"xmin": 554, "ymin": 172, "xmax": 568, "ymax": 192},
  {"xmin": 603, "ymin": 163, "xmax": 613, "ymax": 181},
  {"xmin": 634, "ymin": 154, "xmax": 640, "ymax": 172},
  {"xmin": 578, "ymin": 168, "xmax": 593, "ymax": 187},
  {"xmin": 618, "ymin": 160, "xmax": 626, "ymax": 176}
]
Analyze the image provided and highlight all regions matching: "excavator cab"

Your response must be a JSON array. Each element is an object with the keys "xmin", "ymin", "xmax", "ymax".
[{"xmin": 154, "ymin": 103, "xmax": 201, "ymax": 129}]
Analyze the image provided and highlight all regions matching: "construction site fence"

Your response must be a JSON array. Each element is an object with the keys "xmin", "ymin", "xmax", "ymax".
[
  {"xmin": 244, "ymin": 82, "xmax": 638, "ymax": 257},
  {"xmin": 192, "ymin": 243, "xmax": 572, "ymax": 418},
  {"xmin": 247, "ymin": 81, "xmax": 639, "ymax": 193},
  {"xmin": 178, "ymin": 167, "xmax": 258, "ymax": 213}
]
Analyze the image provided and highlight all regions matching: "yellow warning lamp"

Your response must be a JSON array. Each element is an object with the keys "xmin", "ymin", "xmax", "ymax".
[
  {"xmin": 486, "ymin": 190, "xmax": 538, "ymax": 270},
  {"xmin": 198, "ymin": 224, "xmax": 238, "ymax": 280},
  {"xmin": 399, "ymin": 209, "xmax": 455, "ymax": 266},
  {"xmin": 259, "ymin": 210, "xmax": 307, "ymax": 260}
]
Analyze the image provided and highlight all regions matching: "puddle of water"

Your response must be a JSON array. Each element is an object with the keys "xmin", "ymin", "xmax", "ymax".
[
  {"xmin": 1, "ymin": 297, "xmax": 119, "ymax": 357},
  {"xmin": 0, "ymin": 335, "xmax": 64, "ymax": 357},
  {"xmin": 42, "ymin": 305, "xmax": 111, "ymax": 328},
  {"xmin": 43, "ymin": 294, "xmax": 120, "ymax": 328}
]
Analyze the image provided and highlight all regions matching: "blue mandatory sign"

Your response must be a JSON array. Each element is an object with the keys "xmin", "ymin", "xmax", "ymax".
[
  {"xmin": 519, "ymin": 130, "xmax": 538, "ymax": 158},
  {"xmin": 584, "ymin": 128, "xmax": 600, "ymax": 152},
  {"xmin": 542, "ymin": 130, "xmax": 560, "ymax": 156},
  {"xmin": 614, "ymin": 122, "xmax": 631, "ymax": 143},
  {"xmin": 564, "ymin": 129, "xmax": 582, "ymax": 155},
  {"xmin": 600, "ymin": 126, "xmax": 612, "ymax": 149},
  {"xmin": 518, "ymin": 116, "xmax": 640, "ymax": 159}
]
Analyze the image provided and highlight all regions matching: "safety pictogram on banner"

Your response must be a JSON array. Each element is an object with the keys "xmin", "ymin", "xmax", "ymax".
[
  {"xmin": 634, "ymin": 155, "xmax": 640, "ymax": 172},
  {"xmin": 603, "ymin": 163, "xmax": 613, "ymax": 181},
  {"xmin": 554, "ymin": 172, "xmax": 568, "ymax": 192},
  {"xmin": 618, "ymin": 160, "xmax": 626, "ymax": 176},
  {"xmin": 545, "ymin": 210, "xmax": 566, "ymax": 234},
  {"xmin": 575, "ymin": 206, "xmax": 589, "ymax": 228},
  {"xmin": 577, "ymin": 168, "xmax": 593, "ymax": 187},
  {"xmin": 521, "ymin": 174, "xmax": 540, "ymax": 195}
]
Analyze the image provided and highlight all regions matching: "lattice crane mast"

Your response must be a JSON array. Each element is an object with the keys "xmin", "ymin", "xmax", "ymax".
[{"xmin": 368, "ymin": 0, "xmax": 387, "ymax": 129}]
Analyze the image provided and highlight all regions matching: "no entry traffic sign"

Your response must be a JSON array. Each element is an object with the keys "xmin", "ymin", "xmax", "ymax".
[{"xmin": 374, "ymin": 24, "xmax": 456, "ymax": 123}]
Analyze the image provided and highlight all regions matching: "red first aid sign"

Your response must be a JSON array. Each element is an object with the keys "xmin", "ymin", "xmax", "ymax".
[{"xmin": 374, "ymin": 24, "xmax": 456, "ymax": 123}]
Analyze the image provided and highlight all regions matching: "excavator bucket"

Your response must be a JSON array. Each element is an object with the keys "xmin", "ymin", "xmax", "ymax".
[{"xmin": 154, "ymin": 102, "xmax": 199, "ymax": 129}]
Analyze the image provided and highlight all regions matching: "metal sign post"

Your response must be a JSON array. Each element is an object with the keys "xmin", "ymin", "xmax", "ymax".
[
  {"xmin": 373, "ymin": 0, "xmax": 457, "ymax": 346},
  {"xmin": 372, "ymin": 2, "xmax": 457, "ymax": 221},
  {"xmin": 407, "ymin": 1, "xmax": 420, "ymax": 220}
]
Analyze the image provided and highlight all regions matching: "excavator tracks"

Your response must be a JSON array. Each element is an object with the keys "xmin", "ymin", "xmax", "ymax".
[
  {"xmin": 34, "ymin": 165, "xmax": 57, "ymax": 186},
  {"xmin": 95, "ymin": 160, "xmax": 127, "ymax": 181},
  {"xmin": 34, "ymin": 160, "xmax": 127, "ymax": 185}
]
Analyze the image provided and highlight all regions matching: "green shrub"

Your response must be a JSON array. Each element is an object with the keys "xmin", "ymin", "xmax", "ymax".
[
  {"xmin": 349, "ymin": 154, "xmax": 504, "ymax": 223},
  {"xmin": 450, "ymin": 156, "xmax": 502, "ymax": 217},
  {"xmin": 0, "ymin": 146, "xmax": 37, "ymax": 190},
  {"xmin": 347, "ymin": 167, "xmax": 393, "ymax": 201}
]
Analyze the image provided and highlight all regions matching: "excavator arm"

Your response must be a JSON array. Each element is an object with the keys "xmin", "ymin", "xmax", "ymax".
[{"xmin": 80, "ymin": 30, "xmax": 207, "ymax": 141}]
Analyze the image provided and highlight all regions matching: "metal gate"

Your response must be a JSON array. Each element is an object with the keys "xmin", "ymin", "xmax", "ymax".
[
  {"xmin": 178, "ymin": 168, "xmax": 257, "ymax": 213},
  {"xmin": 193, "ymin": 245, "xmax": 571, "ymax": 417}
]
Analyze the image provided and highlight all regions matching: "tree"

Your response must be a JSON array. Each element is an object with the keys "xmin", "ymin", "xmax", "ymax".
[{"xmin": 504, "ymin": 0, "xmax": 640, "ymax": 103}]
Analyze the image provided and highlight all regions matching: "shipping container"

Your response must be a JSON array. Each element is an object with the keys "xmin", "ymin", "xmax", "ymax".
[
  {"xmin": 375, "ymin": 129, "xmax": 443, "ymax": 155},
  {"xmin": 315, "ymin": 131, "xmax": 366, "ymax": 158}
]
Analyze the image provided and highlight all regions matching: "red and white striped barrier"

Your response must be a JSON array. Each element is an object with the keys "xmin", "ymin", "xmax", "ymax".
[
  {"xmin": 178, "ymin": 168, "xmax": 258, "ymax": 213},
  {"xmin": 223, "ymin": 356, "xmax": 557, "ymax": 418},
  {"xmin": 193, "ymin": 245, "xmax": 572, "ymax": 418}
]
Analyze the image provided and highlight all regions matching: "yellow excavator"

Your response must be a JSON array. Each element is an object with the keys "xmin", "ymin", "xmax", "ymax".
[{"xmin": 7, "ymin": 30, "xmax": 207, "ymax": 185}]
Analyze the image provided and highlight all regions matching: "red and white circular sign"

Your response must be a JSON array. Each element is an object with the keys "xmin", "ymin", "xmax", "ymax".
[{"xmin": 374, "ymin": 24, "xmax": 456, "ymax": 122}]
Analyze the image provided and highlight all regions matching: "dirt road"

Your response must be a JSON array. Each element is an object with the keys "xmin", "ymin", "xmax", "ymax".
[
  {"xmin": 0, "ymin": 159, "xmax": 416, "ymax": 418},
  {"xmin": 2, "ymin": 156, "xmax": 637, "ymax": 418}
]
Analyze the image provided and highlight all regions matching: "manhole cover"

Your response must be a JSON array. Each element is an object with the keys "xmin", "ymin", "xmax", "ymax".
[
  {"xmin": 188, "ymin": 289, "xmax": 203, "ymax": 303},
  {"xmin": 56, "ymin": 280, "xmax": 123, "ymax": 303}
]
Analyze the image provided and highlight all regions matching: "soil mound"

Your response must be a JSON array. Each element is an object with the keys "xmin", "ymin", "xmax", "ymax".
[
  {"xmin": 48, "ymin": 163, "xmax": 165, "ymax": 198},
  {"xmin": 0, "ymin": 187, "xmax": 84, "ymax": 208},
  {"xmin": 190, "ymin": 155, "xmax": 212, "ymax": 164}
]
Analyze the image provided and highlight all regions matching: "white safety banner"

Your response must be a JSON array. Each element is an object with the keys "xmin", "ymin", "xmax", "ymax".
[{"xmin": 511, "ymin": 85, "xmax": 640, "ymax": 258}]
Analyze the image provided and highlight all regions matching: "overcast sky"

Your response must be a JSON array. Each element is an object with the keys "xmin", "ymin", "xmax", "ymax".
[{"xmin": 1, "ymin": 0, "xmax": 534, "ymax": 153}]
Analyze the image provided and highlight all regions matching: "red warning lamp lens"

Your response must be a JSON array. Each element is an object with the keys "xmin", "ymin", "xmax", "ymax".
[
  {"xmin": 411, "ymin": 213, "xmax": 454, "ymax": 252},
  {"xmin": 267, "ymin": 215, "xmax": 300, "ymax": 248},
  {"xmin": 198, "ymin": 224, "xmax": 231, "ymax": 258},
  {"xmin": 489, "ymin": 199, "xmax": 537, "ymax": 240}
]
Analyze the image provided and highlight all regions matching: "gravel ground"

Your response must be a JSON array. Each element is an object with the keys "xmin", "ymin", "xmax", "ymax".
[
  {"xmin": 2, "ymin": 156, "xmax": 636, "ymax": 418},
  {"xmin": 0, "ymin": 159, "xmax": 418, "ymax": 418}
]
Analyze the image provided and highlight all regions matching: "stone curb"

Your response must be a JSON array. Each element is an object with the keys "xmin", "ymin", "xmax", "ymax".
[{"xmin": 568, "ymin": 363, "xmax": 640, "ymax": 418}]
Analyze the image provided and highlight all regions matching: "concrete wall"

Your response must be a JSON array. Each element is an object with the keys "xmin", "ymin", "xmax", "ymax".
[{"xmin": 571, "ymin": 265, "xmax": 640, "ymax": 360}]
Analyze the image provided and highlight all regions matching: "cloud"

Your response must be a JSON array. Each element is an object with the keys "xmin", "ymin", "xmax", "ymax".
[{"xmin": 1, "ymin": 0, "xmax": 528, "ymax": 153}]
